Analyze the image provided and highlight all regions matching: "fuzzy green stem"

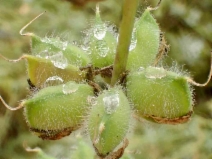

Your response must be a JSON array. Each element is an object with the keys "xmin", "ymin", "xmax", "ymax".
[{"xmin": 111, "ymin": 0, "xmax": 139, "ymax": 86}]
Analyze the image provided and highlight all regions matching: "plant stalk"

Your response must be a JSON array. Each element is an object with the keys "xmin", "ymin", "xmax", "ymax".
[{"xmin": 111, "ymin": 0, "xmax": 139, "ymax": 86}]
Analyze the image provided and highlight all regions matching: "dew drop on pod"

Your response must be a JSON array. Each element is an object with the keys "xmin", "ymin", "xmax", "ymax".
[
  {"xmin": 21, "ymin": 12, "xmax": 91, "ymax": 67},
  {"xmin": 0, "ymin": 81, "xmax": 94, "ymax": 140},
  {"xmin": 88, "ymin": 88, "xmax": 131, "ymax": 157},
  {"xmin": 126, "ymin": 65, "xmax": 212, "ymax": 124},
  {"xmin": 127, "ymin": 7, "xmax": 160, "ymax": 71},
  {"xmin": 88, "ymin": 5, "xmax": 117, "ymax": 68}
]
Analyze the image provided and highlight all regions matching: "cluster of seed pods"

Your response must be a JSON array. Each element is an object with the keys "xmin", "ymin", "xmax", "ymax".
[{"xmin": 0, "ymin": 2, "xmax": 211, "ymax": 158}]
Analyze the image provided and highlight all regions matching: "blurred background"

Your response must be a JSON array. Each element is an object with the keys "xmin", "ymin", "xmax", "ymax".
[{"xmin": 0, "ymin": 0, "xmax": 212, "ymax": 158}]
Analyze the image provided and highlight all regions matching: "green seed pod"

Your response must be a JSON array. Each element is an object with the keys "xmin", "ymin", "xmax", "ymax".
[
  {"xmin": 22, "ymin": 81, "xmax": 94, "ymax": 140},
  {"xmin": 126, "ymin": 67, "xmax": 193, "ymax": 124},
  {"xmin": 127, "ymin": 8, "xmax": 160, "ymax": 71},
  {"xmin": 88, "ymin": 88, "xmax": 131, "ymax": 157},
  {"xmin": 20, "ymin": 12, "xmax": 90, "ymax": 67},
  {"xmin": 0, "ymin": 54, "xmax": 86, "ymax": 88},
  {"xmin": 88, "ymin": 6, "xmax": 117, "ymax": 68},
  {"xmin": 25, "ymin": 54, "xmax": 86, "ymax": 88},
  {"xmin": 31, "ymin": 35, "xmax": 91, "ymax": 67}
]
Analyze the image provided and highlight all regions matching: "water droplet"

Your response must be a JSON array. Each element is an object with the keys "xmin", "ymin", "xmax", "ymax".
[
  {"xmin": 94, "ymin": 4, "xmax": 107, "ymax": 40},
  {"xmin": 145, "ymin": 67, "xmax": 167, "ymax": 79},
  {"xmin": 107, "ymin": 24, "xmax": 118, "ymax": 37},
  {"xmin": 81, "ymin": 44, "xmax": 90, "ymax": 52},
  {"xmin": 62, "ymin": 41, "xmax": 68, "ymax": 51},
  {"xmin": 37, "ymin": 50, "xmax": 68, "ymax": 69},
  {"xmin": 103, "ymin": 92, "xmax": 120, "ymax": 114},
  {"xmin": 49, "ymin": 51, "xmax": 68, "ymax": 69},
  {"xmin": 36, "ymin": 50, "xmax": 49, "ymax": 59},
  {"xmin": 41, "ymin": 37, "xmax": 68, "ymax": 51},
  {"xmin": 129, "ymin": 28, "xmax": 137, "ymax": 51},
  {"xmin": 62, "ymin": 82, "xmax": 79, "ymax": 95},
  {"xmin": 95, "ymin": 40, "xmax": 109, "ymax": 57},
  {"xmin": 93, "ymin": 23, "xmax": 107, "ymax": 40},
  {"xmin": 87, "ymin": 96, "xmax": 97, "ymax": 105},
  {"xmin": 81, "ymin": 35, "xmax": 91, "ymax": 54},
  {"xmin": 44, "ymin": 76, "xmax": 64, "ymax": 87},
  {"xmin": 116, "ymin": 28, "xmax": 137, "ymax": 51}
]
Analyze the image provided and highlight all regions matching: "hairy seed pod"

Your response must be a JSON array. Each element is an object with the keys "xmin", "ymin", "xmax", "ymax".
[
  {"xmin": 25, "ymin": 55, "xmax": 86, "ymax": 88},
  {"xmin": 126, "ymin": 67, "xmax": 193, "ymax": 124},
  {"xmin": 31, "ymin": 35, "xmax": 91, "ymax": 67},
  {"xmin": 127, "ymin": 8, "xmax": 160, "ymax": 71},
  {"xmin": 20, "ymin": 13, "xmax": 90, "ymax": 68},
  {"xmin": 22, "ymin": 81, "xmax": 94, "ymax": 140},
  {"xmin": 88, "ymin": 5, "xmax": 116, "ymax": 68},
  {"xmin": 88, "ymin": 88, "xmax": 131, "ymax": 157}
]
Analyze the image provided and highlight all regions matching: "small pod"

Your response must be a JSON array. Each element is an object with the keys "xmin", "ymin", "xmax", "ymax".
[
  {"xmin": 20, "ymin": 12, "xmax": 90, "ymax": 67},
  {"xmin": 88, "ymin": 6, "xmax": 117, "ymax": 68},
  {"xmin": 127, "ymin": 8, "xmax": 160, "ymax": 71},
  {"xmin": 31, "ymin": 35, "xmax": 91, "ymax": 67},
  {"xmin": 25, "ymin": 54, "xmax": 86, "ymax": 88},
  {"xmin": 88, "ymin": 88, "xmax": 131, "ymax": 157},
  {"xmin": 126, "ymin": 67, "xmax": 193, "ymax": 124},
  {"xmin": 23, "ymin": 81, "xmax": 94, "ymax": 140}
]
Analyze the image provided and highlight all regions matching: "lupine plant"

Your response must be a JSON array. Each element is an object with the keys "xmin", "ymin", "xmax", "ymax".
[{"xmin": 0, "ymin": 0, "xmax": 212, "ymax": 158}]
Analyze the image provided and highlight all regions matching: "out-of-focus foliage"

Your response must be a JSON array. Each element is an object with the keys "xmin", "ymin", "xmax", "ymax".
[{"xmin": 0, "ymin": 0, "xmax": 212, "ymax": 158}]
